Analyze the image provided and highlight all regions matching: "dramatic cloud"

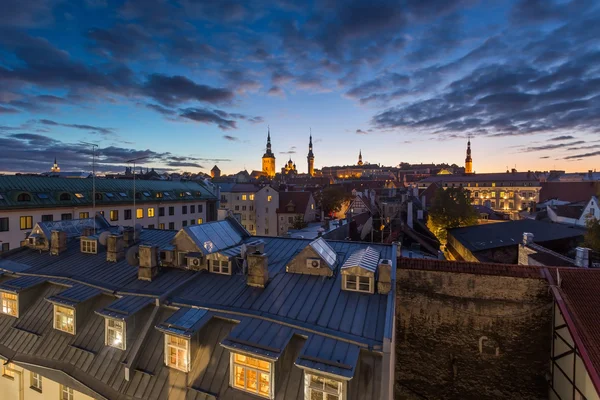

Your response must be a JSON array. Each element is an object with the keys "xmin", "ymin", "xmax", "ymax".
[
  {"xmin": 565, "ymin": 151, "xmax": 600, "ymax": 160},
  {"xmin": 550, "ymin": 135, "xmax": 575, "ymax": 141},
  {"xmin": 521, "ymin": 141, "xmax": 585, "ymax": 152},
  {"xmin": 223, "ymin": 135, "xmax": 239, "ymax": 141},
  {"xmin": 142, "ymin": 74, "xmax": 234, "ymax": 107},
  {"xmin": 0, "ymin": 105, "xmax": 19, "ymax": 114},
  {"xmin": 36, "ymin": 119, "xmax": 115, "ymax": 135}
]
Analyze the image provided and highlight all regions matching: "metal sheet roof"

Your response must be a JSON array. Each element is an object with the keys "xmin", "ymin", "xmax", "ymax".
[
  {"xmin": 35, "ymin": 215, "xmax": 111, "ymax": 239},
  {"xmin": 341, "ymin": 246, "xmax": 380, "ymax": 273},
  {"xmin": 46, "ymin": 284, "xmax": 102, "ymax": 307},
  {"xmin": 308, "ymin": 237, "xmax": 337, "ymax": 270},
  {"xmin": 295, "ymin": 334, "xmax": 361, "ymax": 379},
  {"xmin": 0, "ymin": 276, "xmax": 46, "ymax": 293},
  {"xmin": 96, "ymin": 295, "xmax": 154, "ymax": 319},
  {"xmin": 184, "ymin": 220, "xmax": 247, "ymax": 255},
  {"xmin": 156, "ymin": 307, "xmax": 211, "ymax": 337},
  {"xmin": 221, "ymin": 318, "xmax": 295, "ymax": 360}
]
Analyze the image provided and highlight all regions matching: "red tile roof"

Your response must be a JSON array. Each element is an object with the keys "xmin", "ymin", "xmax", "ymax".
[
  {"xmin": 398, "ymin": 257, "xmax": 548, "ymax": 278},
  {"xmin": 556, "ymin": 269, "xmax": 600, "ymax": 386},
  {"xmin": 540, "ymin": 182, "xmax": 600, "ymax": 203}
]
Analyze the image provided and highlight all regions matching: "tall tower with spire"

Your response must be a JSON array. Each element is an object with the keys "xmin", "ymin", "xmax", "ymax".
[
  {"xmin": 50, "ymin": 157, "xmax": 60, "ymax": 173},
  {"xmin": 307, "ymin": 130, "xmax": 315, "ymax": 177},
  {"xmin": 262, "ymin": 127, "xmax": 276, "ymax": 178},
  {"xmin": 465, "ymin": 136, "xmax": 473, "ymax": 174},
  {"xmin": 357, "ymin": 150, "xmax": 363, "ymax": 166}
]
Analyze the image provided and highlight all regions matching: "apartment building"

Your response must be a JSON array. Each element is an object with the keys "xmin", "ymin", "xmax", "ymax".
[
  {"xmin": 217, "ymin": 183, "xmax": 278, "ymax": 236},
  {"xmin": 0, "ymin": 216, "xmax": 396, "ymax": 400},
  {"xmin": 277, "ymin": 191, "xmax": 317, "ymax": 236},
  {"xmin": 0, "ymin": 176, "xmax": 218, "ymax": 252}
]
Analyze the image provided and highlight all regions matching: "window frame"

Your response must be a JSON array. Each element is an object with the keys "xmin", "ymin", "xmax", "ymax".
[
  {"xmin": 81, "ymin": 239, "xmax": 98, "ymax": 254},
  {"xmin": 20, "ymin": 215, "xmax": 33, "ymax": 230},
  {"xmin": 136, "ymin": 208, "xmax": 144, "ymax": 219},
  {"xmin": 343, "ymin": 275, "xmax": 373, "ymax": 293},
  {"xmin": 304, "ymin": 372, "xmax": 345, "ymax": 400},
  {"xmin": 30, "ymin": 371, "xmax": 42, "ymax": 392},
  {"xmin": 210, "ymin": 259, "xmax": 230, "ymax": 275},
  {"xmin": 60, "ymin": 384, "xmax": 74, "ymax": 400},
  {"xmin": 79, "ymin": 212, "xmax": 89, "ymax": 219},
  {"xmin": 110, "ymin": 210, "xmax": 119, "ymax": 221},
  {"xmin": 124, "ymin": 209, "xmax": 132, "ymax": 220},
  {"xmin": 148, "ymin": 207, "xmax": 155, "ymax": 218},
  {"xmin": 230, "ymin": 352, "xmax": 273, "ymax": 398},
  {"xmin": 53, "ymin": 304, "xmax": 75, "ymax": 335},
  {"xmin": 1, "ymin": 291, "xmax": 18, "ymax": 317},
  {"xmin": 0, "ymin": 217, "xmax": 8, "ymax": 232},
  {"xmin": 105, "ymin": 318, "xmax": 126, "ymax": 350},
  {"xmin": 164, "ymin": 334, "xmax": 190, "ymax": 372}
]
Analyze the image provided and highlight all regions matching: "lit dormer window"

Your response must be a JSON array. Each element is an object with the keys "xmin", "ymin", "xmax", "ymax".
[
  {"xmin": 164, "ymin": 334, "xmax": 189, "ymax": 372},
  {"xmin": 81, "ymin": 239, "xmax": 97, "ymax": 254},
  {"xmin": 231, "ymin": 353, "xmax": 272, "ymax": 398},
  {"xmin": 54, "ymin": 305, "xmax": 75, "ymax": 334},
  {"xmin": 105, "ymin": 318, "xmax": 125, "ymax": 349},
  {"xmin": 74, "ymin": 193, "xmax": 84, "ymax": 199},
  {"xmin": 1, "ymin": 292, "xmax": 18, "ymax": 317},
  {"xmin": 210, "ymin": 260, "xmax": 230, "ymax": 274},
  {"xmin": 343, "ymin": 275, "xmax": 372, "ymax": 293},
  {"xmin": 305, "ymin": 373, "xmax": 345, "ymax": 400}
]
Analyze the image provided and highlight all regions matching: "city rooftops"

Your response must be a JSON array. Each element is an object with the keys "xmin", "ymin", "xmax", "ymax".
[{"xmin": 419, "ymin": 171, "xmax": 539, "ymax": 184}]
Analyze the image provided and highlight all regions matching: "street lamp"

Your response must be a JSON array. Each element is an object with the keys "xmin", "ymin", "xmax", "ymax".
[
  {"xmin": 126, "ymin": 156, "xmax": 149, "ymax": 227},
  {"xmin": 81, "ymin": 142, "xmax": 98, "ymax": 233}
]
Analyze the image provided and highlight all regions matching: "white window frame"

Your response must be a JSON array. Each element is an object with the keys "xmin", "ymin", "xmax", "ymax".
[
  {"xmin": 1, "ymin": 291, "xmax": 18, "ymax": 317},
  {"xmin": 230, "ymin": 352, "xmax": 274, "ymax": 399},
  {"xmin": 30, "ymin": 371, "xmax": 42, "ymax": 391},
  {"xmin": 210, "ymin": 259, "xmax": 230, "ymax": 275},
  {"xmin": 304, "ymin": 372, "xmax": 346, "ymax": 400},
  {"xmin": 60, "ymin": 384, "xmax": 73, "ymax": 400},
  {"xmin": 343, "ymin": 275, "xmax": 373, "ymax": 293},
  {"xmin": 105, "ymin": 318, "xmax": 126, "ymax": 350},
  {"xmin": 53, "ymin": 305, "xmax": 75, "ymax": 334},
  {"xmin": 164, "ymin": 334, "xmax": 190, "ymax": 372},
  {"xmin": 81, "ymin": 239, "xmax": 97, "ymax": 254}
]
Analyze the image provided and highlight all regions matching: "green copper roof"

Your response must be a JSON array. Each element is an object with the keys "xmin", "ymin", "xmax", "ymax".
[{"xmin": 0, "ymin": 176, "xmax": 217, "ymax": 210}]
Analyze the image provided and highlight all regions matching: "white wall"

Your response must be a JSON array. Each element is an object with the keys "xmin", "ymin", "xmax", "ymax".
[
  {"xmin": 219, "ymin": 186, "xmax": 278, "ymax": 236},
  {"xmin": 0, "ymin": 199, "xmax": 209, "ymax": 252}
]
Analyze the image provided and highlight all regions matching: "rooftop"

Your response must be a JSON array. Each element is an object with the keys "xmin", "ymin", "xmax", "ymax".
[
  {"xmin": 419, "ymin": 171, "xmax": 539, "ymax": 184},
  {"xmin": 540, "ymin": 181, "xmax": 600, "ymax": 203},
  {"xmin": 278, "ymin": 191, "xmax": 313, "ymax": 214},
  {"xmin": 448, "ymin": 219, "xmax": 585, "ymax": 252}
]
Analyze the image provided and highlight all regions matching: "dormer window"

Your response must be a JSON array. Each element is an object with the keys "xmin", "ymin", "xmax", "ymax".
[
  {"xmin": 74, "ymin": 193, "xmax": 84, "ymax": 199},
  {"xmin": 54, "ymin": 305, "xmax": 75, "ymax": 334},
  {"xmin": 81, "ymin": 239, "xmax": 97, "ymax": 254},
  {"xmin": 17, "ymin": 193, "xmax": 31, "ymax": 202},
  {"xmin": 119, "ymin": 192, "xmax": 127, "ymax": 197},
  {"xmin": 1, "ymin": 292, "xmax": 18, "ymax": 317},
  {"xmin": 164, "ymin": 334, "xmax": 189, "ymax": 372},
  {"xmin": 305, "ymin": 373, "xmax": 345, "ymax": 400},
  {"xmin": 344, "ymin": 275, "xmax": 372, "ymax": 293},
  {"xmin": 105, "ymin": 318, "xmax": 125, "ymax": 350},
  {"xmin": 210, "ymin": 260, "xmax": 230, "ymax": 274},
  {"xmin": 231, "ymin": 353, "xmax": 272, "ymax": 398},
  {"xmin": 60, "ymin": 193, "xmax": 71, "ymax": 201}
]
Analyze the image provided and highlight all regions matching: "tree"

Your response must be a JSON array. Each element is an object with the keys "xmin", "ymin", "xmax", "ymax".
[
  {"xmin": 319, "ymin": 187, "xmax": 350, "ymax": 216},
  {"xmin": 292, "ymin": 215, "xmax": 308, "ymax": 230},
  {"xmin": 426, "ymin": 187, "xmax": 478, "ymax": 244},
  {"xmin": 584, "ymin": 217, "xmax": 600, "ymax": 252}
]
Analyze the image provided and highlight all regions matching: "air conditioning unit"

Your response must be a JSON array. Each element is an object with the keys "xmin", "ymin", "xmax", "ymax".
[
  {"xmin": 187, "ymin": 254, "xmax": 205, "ymax": 271},
  {"xmin": 306, "ymin": 258, "xmax": 321, "ymax": 269}
]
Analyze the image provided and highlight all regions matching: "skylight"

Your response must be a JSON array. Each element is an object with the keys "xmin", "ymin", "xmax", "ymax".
[
  {"xmin": 105, "ymin": 193, "xmax": 114, "ymax": 198},
  {"xmin": 163, "ymin": 192, "xmax": 170, "ymax": 196},
  {"xmin": 143, "ymin": 192, "xmax": 151, "ymax": 197},
  {"xmin": 74, "ymin": 193, "xmax": 84, "ymax": 199},
  {"xmin": 37, "ymin": 193, "xmax": 49, "ymax": 199},
  {"xmin": 119, "ymin": 192, "xmax": 127, "ymax": 197},
  {"xmin": 185, "ymin": 191, "xmax": 192, "ymax": 196}
]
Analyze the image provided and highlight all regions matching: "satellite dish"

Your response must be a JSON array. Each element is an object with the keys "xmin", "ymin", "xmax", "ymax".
[
  {"xmin": 98, "ymin": 231, "xmax": 110, "ymax": 246},
  {"xmin": 117, "ymin": 225, "xmax": 125, "ymax": 233},
  {"xmin": 126, "ymin": 245, "xmax": 139, "ymax": 266},
  {"xmin": 135, "ymin": 223, "xmax": 143, "ymax": 232}
]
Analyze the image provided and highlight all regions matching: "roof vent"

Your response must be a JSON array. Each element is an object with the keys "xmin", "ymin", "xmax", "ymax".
[
  {"xmin": 247, "ymin": 251, "xmax": 268, "ymax": 288},
  {"xmin": 107, "ymin": 235, "xmax": 125, "ymax": 262},
  {"xmin": 50, "ymin": 230, "xmax": 67, "ymax": 256}
]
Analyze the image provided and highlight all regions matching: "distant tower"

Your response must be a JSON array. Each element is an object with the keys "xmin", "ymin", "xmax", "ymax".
[
  {"xmin": 357, "ymin": 150, "xmax": 363, "ymax": 166},
  {"xmin": 262, "ymin": 127, "xmax": 276, "ymax": 178},
  {"xmin": 50, "ymin": 157, "xmax": 60, "ymax": 173},
  {"xmin": 307, "ymin": 130, "xmax": 315, "ymax": 177},
  {"xmin": 211, "ymin": 165, "xmax": 221, "ymax": 179},
  {"xmin": 465, "ymin": 136, "xmax": 473, "ymax": 174}
]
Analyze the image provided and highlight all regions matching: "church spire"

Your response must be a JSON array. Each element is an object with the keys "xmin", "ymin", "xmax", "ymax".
[
  {"xmin": 262, "ymin": 126, "xmax": 276, "ymax": 178},
  {"xmin": 358, "ymin": 149, "xmax": 363, "ymax": 166},
  {"xmin": 307, "ymin": 128, "xmax": 315, "ymax": 177},
  {"xmin": 465, "ymin": 135, "xmax": 473, "ymax": 174}
]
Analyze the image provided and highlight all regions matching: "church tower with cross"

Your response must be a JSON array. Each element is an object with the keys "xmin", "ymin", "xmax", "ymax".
[{"xmin": 262, "ymin": 127, "xmax": 276, "ymax": 178}]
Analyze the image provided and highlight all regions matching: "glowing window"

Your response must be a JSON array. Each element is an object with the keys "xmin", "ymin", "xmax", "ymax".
[
  {"xmin": 136, "ymin": 208, "xmax": 143, "ymax": 219},
  {"xmin": 165, "ymin": 334, "xmax": 189, "ymax": 372},
  {"xmin": 232, "ymin": 353, "xmax": 272, "ymax": 398},
  {"xmin": 197, "ymin": 218, "xmax": 203, "ymax": 224},
  {"xmin": 20, "ymin": 216, "xmax": 33, "ymax": 230},
  {"xmin": 79, "ymin": 212, "xmax": 89, "ymax": 219},
  {"xmin": 242, "ymin": 195, "xmax": 247, "ymax": 200},
  {"xmin": 74, "ymin": 193, "xmax": 84, "ymax": 199},
  {"xmin": 148, "ymin": 208, "xmax": 155, "ymax": 217},
  {"xmin": 2, "ymin": 362, "xmax": 15, "ymax": 379},
  {"xmin": 81, "ymin": 239, "xmax": 97, "ymax": 254},
  {"xmin": 54, "ymin": 305, "xmax": 75, "ymax": 334},
  {"xmin": 249, "ymin": 194, "xmax": 255, "ymax": 200},
  {"xmin": 106, "ymin": 319, "xmax": 125, "ymax": 350},
  {"xmin": 1, "ymin": 292, "xmax": 18, "ymax": 317},
  {"xmin": 306, "ymin": 373, "xmax": 343, "ymax": 400},
  {"xmin": 110, "ymin": 210, "xmax": 119, "ymax": 221},
  {"xmin": 267, "ymin": 196, "xmax": 272, "ymax": 202}
]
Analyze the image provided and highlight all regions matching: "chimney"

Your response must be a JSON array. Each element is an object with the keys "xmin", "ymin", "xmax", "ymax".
[
  {"xmin": 138, "ymin": 245, "xmax": 160, "ymax": 280},
  {"xmin": 575, "ymin": 247, "xmax": 590, "ymax": 268},
  {"xmin": 407, "ymin": 201, "xmax": 414, "ymax": 229},
  {"xmin": 50, "ymin": 230, "xmax": 67, "ymax": 256},
  {"xmin": 377, "ymin": 259, "xmax": 392, "ymax": 294},
  {"xmin": 107, "ymin": 235, "xmax": 125, "ymax": 262},
  {"xmin": 123, "ymin": 227, "xmax": 136, "ymax": 246},
  {"xmin": 522, "ymin": 232, "xmax": 534, "ymax": 245},
  {"xmin": 247, "ymin": 251, "xmax": 269, "ymax": 288}
]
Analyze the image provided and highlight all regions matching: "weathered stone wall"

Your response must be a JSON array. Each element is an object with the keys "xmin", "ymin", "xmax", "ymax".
[{"xmin": 395, "ymin": 269, "xmax": 552, "ymax": 400}]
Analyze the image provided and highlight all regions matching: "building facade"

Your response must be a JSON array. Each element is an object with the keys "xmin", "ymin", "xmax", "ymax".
[
  {"xmin": 0, "ymin": 176, "xmax": 218, "ymax": 253},
  {"xmin": 261, "ymin": 129, "xmax": 276, "ymax": 178},
  {"xmin": 277, "ymin": 192, "xmax": 317, "ymax": 236},
  {"xmin": 218, "ymin": 184, "xmax": 279, "ymax": 236}
]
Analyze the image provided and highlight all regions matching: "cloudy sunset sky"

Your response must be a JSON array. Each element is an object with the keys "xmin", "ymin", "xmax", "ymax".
[{"xmin": 1, "ymin": 0, "xmax": 599, "ymax": 175}]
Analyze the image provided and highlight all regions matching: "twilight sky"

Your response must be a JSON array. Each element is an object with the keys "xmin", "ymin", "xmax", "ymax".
[{"xmin": 1, "ymin": 0, "xmax": 599, "ymax": 175}]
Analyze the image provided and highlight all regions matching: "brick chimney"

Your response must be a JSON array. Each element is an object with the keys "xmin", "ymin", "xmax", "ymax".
[
  {"xmin": 106, "ymin": 235, "xmax": 125, "ymax": 262},
  {"xmin": 247, "ymin": 251, "xmax": 269, "ymax": 288},
  {"xmin": 50, "ymin": 230, "xmax": 67, "ymax": 256},
  {"xmin": 575, "ymin": 247, "xmax": 590, "ymax": 268},
  {"xmin": 377, "ymin": 259, "xmax": 392, "ymax": 294}
]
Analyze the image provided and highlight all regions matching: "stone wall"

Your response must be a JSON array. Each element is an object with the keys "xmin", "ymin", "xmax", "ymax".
[{"xmin": 395, "ymin": 268, "xmax": 552, "ymax": 400}]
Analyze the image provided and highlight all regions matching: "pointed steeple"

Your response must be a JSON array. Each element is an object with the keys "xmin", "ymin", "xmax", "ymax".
[
  {"xmin": 358, "ymin": 149, "xmax": 363, "ymax": 166},
  {"xmin": 465, "ymin": 134, "xmax": 473, "ymax": 174}
]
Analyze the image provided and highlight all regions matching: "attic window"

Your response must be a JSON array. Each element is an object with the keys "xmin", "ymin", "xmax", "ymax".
[
  {"xmin": 105, "ymin": 318, "xmax": 125, "ymax": 350},
  {"xmin": 156, "ymin": 192, "xmax": 163, "ymax": 198},
  {"xmin": 143, "ymin": 191, "xmax": 151, "ymax": 197},
  {"xmin": 17, "ymin": 193, "xmax": 31, "ymax": 202},
  {"xmin": 105, "ymin": 192, "xmax": 114, "ymax": 198},
  {"xmin": 54, "ymin": 305, "xmax": 75, "ymax": 334},
  {"xmin": 163, "ymin": 192, "xmax": 170, "ymax": 196},
  {"xmin": 231, "ymin": 353, "xmax": 272, "ymax": 398},
  {"xmin": 74, "ymin": 193, "xmax": 84, "ymax": 199},
  {"xmin": 164, "ymin": 334, "xmax": 190, "ymax": 372},
  {"xmin": 81, "ymin": 239, "xmax": 97, "ymax": 254},
  {"xmin": 210, "ymin": 260, "xmax": 230, "ymax": 275},
  {"xmin": 95, "ymin": 193, "xmax": 102, "ymax": 200},
  {"xmin": 1, "ymin": 292, "xmax": 18, "ymax": 317},
  {"xmin": 119, "ymin": 192, "xmax": 127, "ymax": 197},
  {"xmin": 344, "ymin": 275, "xmax": 372, "ymax": 293},
  {"xmin": 305, "ymin": 373, "xmax": 344, "ymax": 400},
  {"xmin": 37, "ymin": 193, "xmax": 49, "ymax": 199}
]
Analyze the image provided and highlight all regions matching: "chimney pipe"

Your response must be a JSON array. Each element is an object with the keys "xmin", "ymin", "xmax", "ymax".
[
  {"xmin": 575, "ymin": 247, "xmax": 590, "ymax": 268},
  {"xmin": 522, "ymin": 232, "xmax": 534, "ymax": 245},
  {"xmin": 247, "ymin": 251, "xmax": 269, "ymax": 288}
]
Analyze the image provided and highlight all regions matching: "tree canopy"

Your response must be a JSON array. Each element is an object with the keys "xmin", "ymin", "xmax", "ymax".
[
  {"xmin": 318, "ymin": 186, "xmax": 350, "ymax": 216},
  {"xmin": 584, "ymin": 217, "xmax": 600, "ymax": 253},
  {"xmin": 426, "ymin": 187, "xmax": 478, "ymax": 244}
]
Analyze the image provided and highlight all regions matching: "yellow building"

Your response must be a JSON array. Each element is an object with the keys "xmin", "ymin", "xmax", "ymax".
[
  {"xmin": 307, "ymin": 134, "xmax": 315, "ymax": 177},
  {"xmin": 261, "ymin": 128, "xmax": 276, "ymax": 178},
  {"xmin": 50, "ymin": 157, "xmax": 60, "ymax": 173},
  {"xmin": 357, "ymin": 150, "xmax": 363, "ymax": 166},
  {"xmin": 465, "ymin": 138, "xmax": 473, "ymax": 174}
]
